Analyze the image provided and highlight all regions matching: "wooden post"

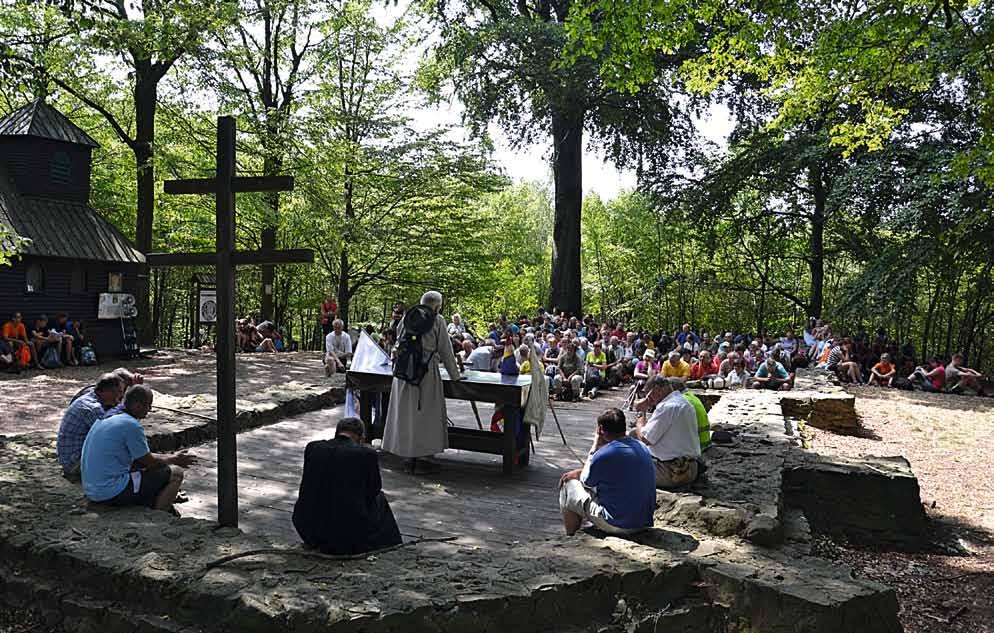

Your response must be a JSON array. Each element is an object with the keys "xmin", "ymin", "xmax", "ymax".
[{"xmin": 216, "ymin": 116, "xmax": 238, "ymax": 527}]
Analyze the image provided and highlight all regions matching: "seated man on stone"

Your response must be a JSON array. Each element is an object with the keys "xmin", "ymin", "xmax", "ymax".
[
  {"xmin": 292, "ymin": 417, "xmax": 402, "ymax": 554},
  {"xmin": 57, "ymin": 373, "xmax": 124, "ymax": 480},
  {"xmin": 727, "ymin": 357, "xmax": 751, "ymax": 388},
  {"xmin": 324, "ymin": 318, "xmax": 353, "ymax": 376},
  {"xmin": 632, "ymin": 376, "xmax": 701, "ymax": 488},
  {"xmin": 559, "ymin": 408, "xmax": 655, "ymax": 536},
  {"xmin": 751, "ymin": 356, "xmax": 794, "ymax": 390},
  {"xmin": 81, "ymin": 385, "xmax": 195, "ymax": 513}
]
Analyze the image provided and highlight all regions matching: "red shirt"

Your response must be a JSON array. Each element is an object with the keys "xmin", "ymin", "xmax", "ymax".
[
  {"xmin": 691, "ymin": 359, "xmax": 720, "ymax": 380},
  {"xmin": 930, "ymin": 366, "xmax": 945, "ymax": 391},
  {"xmin": 321, "ymin": 300, "xmax": 337, "ymax": 325}
]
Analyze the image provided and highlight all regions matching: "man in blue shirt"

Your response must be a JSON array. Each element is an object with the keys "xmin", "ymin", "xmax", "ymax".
[
  {"xmin": 751, "ymin": 357, "xmax": 793, "ymax": 391},
  {"xmin": 56, "ymin": 373, "xmax": 123, "ymax": 479},
  {"xmin": 81, "ymin": 385, "xmax": 196, "ymax": 513},
  {"xmin": 558, "ymin": 408, "xmax": 656, "ymax": 536}
]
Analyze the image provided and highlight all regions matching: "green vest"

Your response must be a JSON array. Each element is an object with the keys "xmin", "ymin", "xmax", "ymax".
[{"xmin": 682, "ymin": 392, "xmax": 712, "ymax": 451}]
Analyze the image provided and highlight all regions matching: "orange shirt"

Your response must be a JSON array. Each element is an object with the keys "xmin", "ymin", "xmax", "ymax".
[
  {"xmin": 872, "ymin": 361, "xmax": 894, "ymax": 375},
  {"xmin": 2, "ymin": 321, "xmax": 27, "ymax": 341}
]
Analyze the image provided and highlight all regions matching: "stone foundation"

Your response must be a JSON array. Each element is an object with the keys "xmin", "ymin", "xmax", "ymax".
[
  {"xmin": 783, "ymin": 453, "xmax": 928, "ymax": 549},
  {"xmin": 0, "ymin": 436, "xmax": 904, "ymax": 633}
]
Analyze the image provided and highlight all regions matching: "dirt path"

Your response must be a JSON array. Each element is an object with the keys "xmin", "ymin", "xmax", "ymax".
[{"xmin": 808, "ymin": 387, "xmax": 994, "ymax": 633}]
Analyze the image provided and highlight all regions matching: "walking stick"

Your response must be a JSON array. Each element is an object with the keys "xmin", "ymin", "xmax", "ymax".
[
  {"xmin": 547, "ymin": 398, "xmax": 568, "ymax": 446},
  {"xmin": 469, "ymin": 400, "xmax": 484, "ymax": 430}
]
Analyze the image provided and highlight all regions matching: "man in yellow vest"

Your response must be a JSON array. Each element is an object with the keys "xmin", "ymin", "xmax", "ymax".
[{"xmin": 677, "ymin": 381, "xmax": 712, "ymax": 453}]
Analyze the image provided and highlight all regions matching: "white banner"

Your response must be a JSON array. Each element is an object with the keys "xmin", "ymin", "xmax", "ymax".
[{"xmin": 97, "ymin": 293, "xmax": 136, "ymax": 320}]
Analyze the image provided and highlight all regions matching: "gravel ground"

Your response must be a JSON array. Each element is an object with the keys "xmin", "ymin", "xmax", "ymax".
[{"xmin": 808, "ymin": 386, "xmax": 994, "ymax": 633}]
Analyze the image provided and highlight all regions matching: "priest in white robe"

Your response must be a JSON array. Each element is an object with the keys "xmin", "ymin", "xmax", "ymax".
[{"xmin": 382, "ymin": 291, "xmax": 462, "ymax": 474}]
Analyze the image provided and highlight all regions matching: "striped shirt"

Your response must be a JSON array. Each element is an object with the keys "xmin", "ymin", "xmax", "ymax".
[{"xmin": 56, "ymin": 391, "xmax": 111, "ymax": 473}]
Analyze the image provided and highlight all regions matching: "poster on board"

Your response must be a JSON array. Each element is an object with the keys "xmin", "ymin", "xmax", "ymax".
[
  {"xmin": 199, "ymin": 289, "xmax": 217, "ymax": 324},
  {"xmin": 98, "ymin": 293, "xmax": 136, "ymax": 319}
]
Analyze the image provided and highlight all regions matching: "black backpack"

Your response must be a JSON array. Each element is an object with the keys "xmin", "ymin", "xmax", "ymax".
[{"xmin": 393, "ymin": 305, "xmax": 437, "ymax": 386}]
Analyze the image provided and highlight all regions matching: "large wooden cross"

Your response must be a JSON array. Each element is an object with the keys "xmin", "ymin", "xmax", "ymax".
[{"xmin": 147, "ymin": 116, "xmax": 313, "ymax": 527}]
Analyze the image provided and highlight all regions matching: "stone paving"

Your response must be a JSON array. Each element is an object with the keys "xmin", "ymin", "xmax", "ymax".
[
  {"xmin": 0, "ymin": 361, "xmax": 916, "ymax": 632},
  {"xmin": 0, "ymin": 350, "xmax": 345, "ymax": 450},
  {"xmin": 0, "ymin": 436, "xmax": 902, "ymax": 633}
]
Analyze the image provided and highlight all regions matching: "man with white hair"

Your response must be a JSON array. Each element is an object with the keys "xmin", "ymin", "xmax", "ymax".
[
  {"xmin": 631, "ymin": 376, "xmax": 701, "ymax": 488},
  {"xmin": 383, "ymin": 291, "xmax": 462, "ymax": 474},
  {"xmin": 325, "ymin": 319, "xmax": 353, "ymax": 376}
]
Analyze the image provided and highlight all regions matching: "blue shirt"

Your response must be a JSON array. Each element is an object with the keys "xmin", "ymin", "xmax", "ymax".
[
  {"xmin": 582, "ymin": 437, "xmax": 656, "ymax": 530},
  {"xmin": 756, "ymin": 361, "xmax": 789, "ymax": 380},
  {"xmin": 80, "ymin": 412, "xmax": 150, "ymax": 502},
  {"xmin": 56, "ymin": 391, "xmax": 109, "ymax": 472}
]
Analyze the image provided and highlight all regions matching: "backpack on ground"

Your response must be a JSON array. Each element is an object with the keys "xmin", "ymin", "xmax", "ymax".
[
  {"xmin": 80, "ymin": 345, "xmax": 97, "ymax": 366},
  {"xmin": 392, "ymin": 305, "xmax": 437, "ymax": 386},
  {"xmin": 40, "ymin": 346, "xmax": 61, "ymax": 369}
]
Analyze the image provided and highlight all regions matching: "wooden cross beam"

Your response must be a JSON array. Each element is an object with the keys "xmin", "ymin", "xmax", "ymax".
[{"xmin": 147, "ymin": 116, "xmax": 313, "ymax": 528}]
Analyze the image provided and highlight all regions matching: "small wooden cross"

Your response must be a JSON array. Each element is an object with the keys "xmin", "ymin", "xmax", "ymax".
[{"xmin": 147, "ymin": 116, "xmax": 313, "ymax": 528}]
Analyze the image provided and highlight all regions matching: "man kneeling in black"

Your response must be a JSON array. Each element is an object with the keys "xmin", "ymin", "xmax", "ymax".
[{"xmin": 292, "ymin": 417, "xmax": 402, "ymax": 555}]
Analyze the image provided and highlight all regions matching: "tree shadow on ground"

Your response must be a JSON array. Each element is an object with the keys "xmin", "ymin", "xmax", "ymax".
[{"xmin": 811, "ymin": 510, "xmax": 994, "ymax": 633}]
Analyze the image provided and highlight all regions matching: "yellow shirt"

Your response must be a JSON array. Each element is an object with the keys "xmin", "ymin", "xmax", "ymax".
[
  {"xmin": 520, "ymin": 359, "xmax": 543, "ymax": 374},
  {"xmin": 662, "ymin": 359, "xmax": 691, "ymax": 379}
]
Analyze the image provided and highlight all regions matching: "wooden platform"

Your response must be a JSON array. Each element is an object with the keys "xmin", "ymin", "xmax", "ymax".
[{"xmin": 179, "ymin": 392, "xmax": 622, "ymax": 549}]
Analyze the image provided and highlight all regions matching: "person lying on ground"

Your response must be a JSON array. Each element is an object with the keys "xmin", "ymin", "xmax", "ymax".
[
  {"xmin": 945, "ymin": 353, "xmax": 985, "ymax": 393},
  {"xmin": 631, "ymin": 376, "xmax": 701, "ymax": 489},
  {"xmin": 868, "ymin": 353, "xmax": 897, "ymax": 387},
  {"xmin": 81, "ymin": 385, "xmax": 195, "ymax": 514},
  {"xmin": 57, "ymin": 373, "xmax": 123, "ymax": 480},
  {"xmin": 324, "ymin": 318, "xmax": 353, "ymax": 376},
  {"xmin": 292, "ymin": 417, "xmax": 402, "ymax": 555},
  {"xmin": 751, "ymin": 357, "xmax": 794, "ymax": 391},
  {"xmin": 560, "ymin": 408, "xmax": 655, "ymax": 536}
]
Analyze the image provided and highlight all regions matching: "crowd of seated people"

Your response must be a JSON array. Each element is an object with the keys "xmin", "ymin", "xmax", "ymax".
[
  {"xmin": 352, "ymin": 307, "xmax": 988, "ymax": 399},
  {"xmin": 1, "ymin": 311, "xmax": 92, "ymax": 372}
]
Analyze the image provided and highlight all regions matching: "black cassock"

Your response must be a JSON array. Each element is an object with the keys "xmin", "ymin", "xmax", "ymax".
[{"xmin": 292, "ymin": 436, "xmax": 402, "ymax": 555}]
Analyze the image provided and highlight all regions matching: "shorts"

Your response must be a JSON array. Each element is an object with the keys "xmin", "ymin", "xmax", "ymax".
[
  {"xmin": 558, "ymin": 479, "xmax": 644, "ymax": 535},
  {"xmin": 104, "ymin": 466, "xmax": 172, "ymax": 508},
  {"xmin": 652, "ymin": 456, "xmax": 698, "ymax": 489}
]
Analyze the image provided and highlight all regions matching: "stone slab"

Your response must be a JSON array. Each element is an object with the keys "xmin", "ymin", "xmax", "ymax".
[
  {"xmin": 0, "ymin": 436, "xmax": 902, "ymax": 633},
  {"xmin": 783, "ymin": 452, "xmax": 928, "ymax": 549}
]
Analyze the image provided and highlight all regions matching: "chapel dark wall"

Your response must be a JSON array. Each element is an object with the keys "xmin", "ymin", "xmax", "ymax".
[
  {"xmin": 0, "ymin": 137, "xmax": 92, "ymax": 203},
  {"xmin": 0, "ymin": 256, "xmax": 140, "ymax": 359}
]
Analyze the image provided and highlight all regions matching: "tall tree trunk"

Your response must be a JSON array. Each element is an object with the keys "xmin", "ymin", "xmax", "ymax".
[
  {"xmin": 808, "ymin": 165, "xmax": 826, "ymax": 319},
  {"xmin": 260, "ymin": 154, "xmax": 281, "ymax": 321},
  {"xmin": 337, "ymin": 166, "xmax": 355, "ymax": 327},
  {"xmin": 134, "ymin": 68, "xmax": 158, "ymax": 344},
  {"xmin": 549, "ymin": 110, "xmax": 583, "ymax": 316}
]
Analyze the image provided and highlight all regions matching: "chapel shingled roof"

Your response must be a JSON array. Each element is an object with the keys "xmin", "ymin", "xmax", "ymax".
[{"xmin": 0, "ymin": 99, "xmax": 100, "ymax": 148}]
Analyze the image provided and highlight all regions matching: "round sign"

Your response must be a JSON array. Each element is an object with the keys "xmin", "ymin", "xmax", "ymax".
[{"xmin": 200, "ymin": 299, "xmax": 217, "ymax": 322}]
